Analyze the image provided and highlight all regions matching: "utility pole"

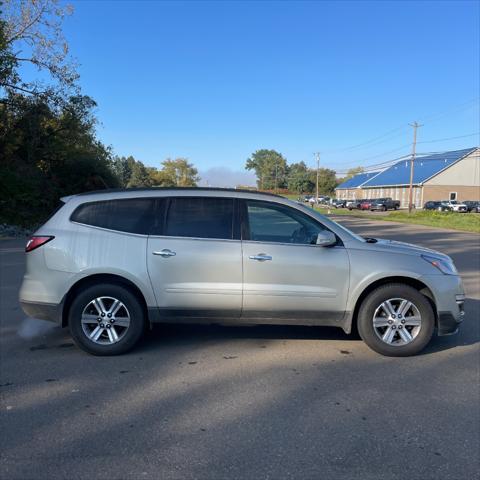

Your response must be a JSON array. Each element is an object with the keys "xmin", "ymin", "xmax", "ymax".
[
  {"xmin": 274, "ymin": 161, "xmax": 278, "ymax": 194},
  {"xmin": 314, "ymin": 152, "xmax": 320, "ymax": 204},
  {"xmin": 408, "ymin": 122, "xmax": 422, "ymax": 213}
]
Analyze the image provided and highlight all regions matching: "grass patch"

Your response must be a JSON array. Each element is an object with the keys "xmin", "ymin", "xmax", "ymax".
[
  {"xmin": 322, "ymin": 208, "xmax": 479, "ymax": 233},
  {"xmin": 283, "ymin": 195, "xmax": 480, "ymax": 232},
  {"xmin": 378, "ymin": 210, "xmax": 480, "ymax": 233}
]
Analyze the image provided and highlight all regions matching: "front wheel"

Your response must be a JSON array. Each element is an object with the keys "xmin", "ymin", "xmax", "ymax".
[
  {"xmin": 69, "ymin": 283, "xmax": 146, "ymax": 355},
  {"xmin": 357, "ymin": 284, "xmax": 435, "ymax": 356}
]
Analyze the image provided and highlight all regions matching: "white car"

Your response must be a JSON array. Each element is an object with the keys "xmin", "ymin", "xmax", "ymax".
[
  {"xmin": 442, "ymin": 201, "xmax": 468, "ymax": 213},
  {"xmin": 19, "ymin": 187, "xmax": 465, "ymax": 356}
]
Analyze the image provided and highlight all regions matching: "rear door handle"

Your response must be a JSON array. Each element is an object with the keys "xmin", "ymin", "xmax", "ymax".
[
  {"xmin": 153, "ymin": 249, "xmax": 176, "ymax": 258},
  {"xmin": 249, "ymin": 253, "xmax": 272, "ymax": 262}
]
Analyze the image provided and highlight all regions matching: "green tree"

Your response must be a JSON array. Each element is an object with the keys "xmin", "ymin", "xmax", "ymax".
[
  {"xmin": 1, "ymin": 0, "xmax": 77, "ymax": 105},
  {"xmin": 308, "ymin": 168, "xmax": 339, "ymax": 196},
  {"xmin": 287, "ymin": 161, "xmax": 314, "ymax": 193},
  {"xmin": 152, "ymin": 158, "xmax": 199, "ymax": 187},
  {"xmin": 344, "ymin": 166, "xmax": 364, "ymax": 180},
  {"xmin": 127, "ymin": 160, "xmax": 152, "ymax": 187},
  {"xmin": 112, "ymin": 156, "xmax": 135, "ymax": 187},
  {"xmin": 0, "ymin": 94, "xmax": 119, "ymax": 226},
  {"xmin": 245, "ymin": 149, "xmax": 288, "ymax": 190}
]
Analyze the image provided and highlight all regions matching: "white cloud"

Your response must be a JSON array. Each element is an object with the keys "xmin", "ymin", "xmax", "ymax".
[{"xmin": 198, "ymin": 167, "xmax": 257, "ymax": 188}]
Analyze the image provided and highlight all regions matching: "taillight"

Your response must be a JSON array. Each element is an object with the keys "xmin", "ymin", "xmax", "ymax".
[{"xmin": 25, "ymin": 236, "xmax": 55, "ymax": 252}]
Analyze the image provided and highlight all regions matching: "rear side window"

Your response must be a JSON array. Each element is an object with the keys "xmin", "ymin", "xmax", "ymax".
[
  {"xmin": 165, "ymin": 197, "xmax": 234, "ymax": 239},
  {"xmin": 71, "ymin": 198, "xmax": 155, "ymax": 234}
]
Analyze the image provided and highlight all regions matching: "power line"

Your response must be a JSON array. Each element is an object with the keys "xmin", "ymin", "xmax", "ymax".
[
  {"xmin": 322, "ymin": 126, "xmax": 408, "ymax": 154},
  {"xmin": 417, "ymin": 132, "xmax": 479, "ymax": 144},
  {"xmin": 321, "ymin": 98, "xmax": 479, "ymax": 155}
]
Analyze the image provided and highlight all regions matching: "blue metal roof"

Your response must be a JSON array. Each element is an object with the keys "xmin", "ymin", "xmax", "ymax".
[
  {"xmin": 336, "ymin": 170, "xmax": 383, "ymax": 189},
  {"xmin": 362, "ymin": 147, "xmax": 477, "ymax": 187}
]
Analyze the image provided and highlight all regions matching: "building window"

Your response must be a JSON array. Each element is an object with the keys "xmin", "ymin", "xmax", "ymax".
[{"xmin": 449, "ymin": 192, "xmax": 457, "ymax": 201}]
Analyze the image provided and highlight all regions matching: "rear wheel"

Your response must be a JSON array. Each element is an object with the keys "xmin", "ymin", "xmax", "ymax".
[
  {"xmin": 69, "ymin": 283, "xmax": 146, "ymax": 355},
  {"xmin": 357, "ymin": 283, "xmax": 435, "ymax": 356}
]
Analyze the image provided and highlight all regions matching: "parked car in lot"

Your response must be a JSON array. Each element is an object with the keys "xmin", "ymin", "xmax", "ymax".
[
  {"xmin": 423, "ymin": 201, "xmax": 452, "ymax": 212},
  {"xmin": 359, "ymin": 199, "xmax": 373, "ymax": 210},
  {"xmin": 369, "ymin": 198, "xmax": 401, "ymax": 211},
  {"xmin": 441, "ymin": 200, "xmax": 468, "ymax": 213},
  {"xmin": 20, "ymin": 188, "xmax": 465, "ymax": 357},
  {"xmin": 346, "ymin": 200, "xmax": 361, "ymax": 210},
  {"xmin": 463, "ymin": 200, "xmax": 480, "ymax": 213},
  {"xmin": 332, "ymin": 199, "xmax": 347, "ymax": 208}
]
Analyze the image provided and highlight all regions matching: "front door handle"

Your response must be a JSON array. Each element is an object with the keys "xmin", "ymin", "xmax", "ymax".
[
  {"xmin": 249, "ymin": 253, "xmax": 272, "ymax": 262},
  {"xmin": 153, "ymin": 249, "xmax": 176, "ymax": 258}
]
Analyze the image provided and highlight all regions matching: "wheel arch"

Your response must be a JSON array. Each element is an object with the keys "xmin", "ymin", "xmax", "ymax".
[
  {"xmin": 61, "ymin": 273, "xmax": 149, "ymax": 327},
  {"xmin": 349, "ymin": 276, "xmax": 437, "ymax": 334}
]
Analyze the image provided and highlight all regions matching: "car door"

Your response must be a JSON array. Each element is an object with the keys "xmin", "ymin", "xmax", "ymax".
[
  {"xmin": 147, "ymin": 196, "xmax": 242, "ymax": 319},
  {"xmin": 240, "ymin": 199, "xmax": 350, "ymax": 324}
]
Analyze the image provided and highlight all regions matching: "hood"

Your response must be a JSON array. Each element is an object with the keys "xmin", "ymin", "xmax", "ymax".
[{"xmin": 365, "ymin": 238, "xmax": 451, "ymax": 260}]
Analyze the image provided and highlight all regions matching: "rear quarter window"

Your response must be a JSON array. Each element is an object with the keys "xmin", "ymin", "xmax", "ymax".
[{"xmin": 71, "ymin": 198, "xmax": 156, "ymax": 234}]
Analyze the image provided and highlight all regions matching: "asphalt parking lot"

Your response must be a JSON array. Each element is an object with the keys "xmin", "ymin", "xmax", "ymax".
[{"xmin": 1, "ymin": 218, "xmax": 479, "ymax": 480}]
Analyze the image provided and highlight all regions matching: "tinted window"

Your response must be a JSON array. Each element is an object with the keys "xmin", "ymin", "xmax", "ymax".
[
  {"xmin": 246, "ymin": 201, "xmax": 324, "ymax": 244},
  {"xmin": 165, "ymin": 197, "xmax": 234, "ymax": 239},
  {"xmin": 71, "ymin": 198, "xmax": 155, "ymax": 234}
]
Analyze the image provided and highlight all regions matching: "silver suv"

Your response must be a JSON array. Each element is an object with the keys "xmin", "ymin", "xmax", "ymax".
[{"xmin": 19, "ymin": 188, "xmax": 465, "ymax": 356}]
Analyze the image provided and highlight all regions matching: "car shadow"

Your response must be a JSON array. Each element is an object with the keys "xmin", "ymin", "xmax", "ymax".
[{"xmin": 137, "ymin": 297, "xmax": 479, "ymax": 356}]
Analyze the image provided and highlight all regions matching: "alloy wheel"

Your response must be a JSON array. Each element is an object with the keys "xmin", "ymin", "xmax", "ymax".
[
  {"xmin": 81, "ymin": 296, "xmax": 131, "ymax": 345},
  {"xmin": 372, "ymin": 298, "xmax": 422, "ymax": 346}
]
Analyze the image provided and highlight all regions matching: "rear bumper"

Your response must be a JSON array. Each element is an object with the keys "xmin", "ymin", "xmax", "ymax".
[{"xmin": 20, "ymin": 300, "xmax": 62, "ymax": 324}]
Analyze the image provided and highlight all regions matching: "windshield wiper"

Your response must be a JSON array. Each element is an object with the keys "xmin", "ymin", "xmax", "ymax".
[{"xmin": 365, "ymin": 237, "xmax": 378, "ymax": 243}]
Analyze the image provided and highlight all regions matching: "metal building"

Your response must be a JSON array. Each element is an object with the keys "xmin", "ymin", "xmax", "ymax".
[{"xmin": 335, "ymin": 147, "xmax": 479, "ymax": 208}]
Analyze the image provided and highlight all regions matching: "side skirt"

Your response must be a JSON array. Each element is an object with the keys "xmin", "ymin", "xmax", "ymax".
[{"xmin": 147, "ymin": 308, "xmax": 352, "ymax": 333}]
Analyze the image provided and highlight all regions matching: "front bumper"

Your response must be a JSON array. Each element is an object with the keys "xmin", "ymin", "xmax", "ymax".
[
  {"xmin": 419, "ymin": 274, "xmax": 465, "ymax": 336},
  {"xmin": 437, "ymin": 294, "xmax": 465, "ymax": 335}
]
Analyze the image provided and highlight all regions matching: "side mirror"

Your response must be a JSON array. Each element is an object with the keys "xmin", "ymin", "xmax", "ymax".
[{"xmin": 316, "ymin": 231, "xmax": 337, "ymax": 247}]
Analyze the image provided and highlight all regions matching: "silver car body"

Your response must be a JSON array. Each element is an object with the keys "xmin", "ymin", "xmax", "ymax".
[{"xmin": 19, "ymin": 188, "xmax": 465, "ymax": 335}]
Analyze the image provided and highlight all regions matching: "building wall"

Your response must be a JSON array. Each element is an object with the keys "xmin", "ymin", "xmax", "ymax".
[
  {"xmin": 362, "ymin": 186, "xmax": 422, "ymax": 208},
  {"xmin": 426, "ymin": 150, "xmax": 480, "ymax": 186},
  {"xmin": 422, "ymin": 185, "xmax": 480, "ymax": 202},
  {"xmin": 336, "ymin": 188, "xmax": 363, "ymax": 200}
]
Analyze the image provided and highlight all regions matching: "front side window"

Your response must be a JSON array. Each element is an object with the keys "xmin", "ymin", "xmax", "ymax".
[
  {"xmin": 245, "ymin": 201, "xmax": 325, "ymax": 245},
  {"xmin": 164, "ymin": 197, "xmax": 234, "ymax": 239},
  {"xmin": 71, "ymin": 198, "xmax": 155, "ymax": 234}
]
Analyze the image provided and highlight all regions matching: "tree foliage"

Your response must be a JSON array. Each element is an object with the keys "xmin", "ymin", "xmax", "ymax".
[
  {"xmin": 1, "ymin": 0, "xmax": 77, "ymax": 104},
  {"xmin": 245, "ymin": 149, "xmax": 288, "ymax": 190},
  {"xmin": 0, "ymin": 94, "xmax": 119, "ymax": 226},
  {"xmin": 246, "ymin": 150, "xmax": 341, "ymax": 195},
  {"xmin": 345, "ymin": 166, "xmax": 364, "ymax": 180},
  {"xmin": 287, "ymin": 161, "xmax": 313, "ymax": 193}
]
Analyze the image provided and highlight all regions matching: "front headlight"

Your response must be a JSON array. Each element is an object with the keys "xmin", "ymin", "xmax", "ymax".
[{"xmin": 421, "ymin": 254, "xmax": 458, "ymax": 275}]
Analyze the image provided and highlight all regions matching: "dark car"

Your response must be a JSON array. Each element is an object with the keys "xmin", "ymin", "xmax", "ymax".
[
  {"xmin": 370, "ymin": 198, "xmax": 401, "ymax": 211},
  {"xmin": 423, "ymin": 201, "xmax": 451, "ymax": 212},
  {"xmin": 332, "ymin": 199, "xmax": 347, "ymax": 208},
  {"xmin": 463, "ymin": 200, "xmax": 480, "ymax": 212}
]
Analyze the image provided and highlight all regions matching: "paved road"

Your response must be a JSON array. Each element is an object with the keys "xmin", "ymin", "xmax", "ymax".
[{"xmin": 1, "ymin": 219, "xmax": 479, "ymax": 480}]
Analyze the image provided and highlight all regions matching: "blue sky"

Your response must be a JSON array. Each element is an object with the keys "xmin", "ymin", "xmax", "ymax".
[{"xmin": 62, "ymin": 0, "xmax": 479, "ymax": 184}]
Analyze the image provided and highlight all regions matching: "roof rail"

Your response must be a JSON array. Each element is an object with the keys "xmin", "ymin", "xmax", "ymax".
[{"xmin": 73, "ymin": 186, "xmax": 285, "ymax": 198}]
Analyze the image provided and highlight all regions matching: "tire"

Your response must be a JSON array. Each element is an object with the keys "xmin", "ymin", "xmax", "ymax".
[
  {"xmin": 357, "ymin": 283, "xmax": 435, "ymax": 357},
  {"xmin": 69, "ymin": 283, "xmax": 146, "ymax": 355}
]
